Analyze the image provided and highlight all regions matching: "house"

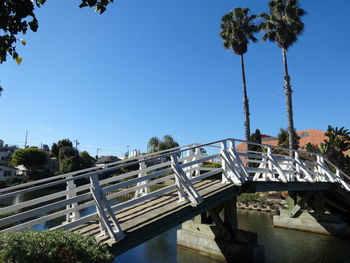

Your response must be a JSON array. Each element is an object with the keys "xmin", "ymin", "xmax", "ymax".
[
  {"xmin": 0, "ymin": 165, "xmax": 17, "ymax": 181},
  {"xmin": 236, "ymin": 129, "xmax": 327, "ymax": 151},
  {"xmin": 0, "ymin": 140, "xmax": 17, "ymax": 165}
]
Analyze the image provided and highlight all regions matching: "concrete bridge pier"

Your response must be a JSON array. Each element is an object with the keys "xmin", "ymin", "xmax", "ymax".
[
  {"xmin": 177, "ymin": 198, "xmax": 265, "ymax": 262},
  {"xmin": 273, "ymin": 191, "xmax": 350, "ymax": 236}
]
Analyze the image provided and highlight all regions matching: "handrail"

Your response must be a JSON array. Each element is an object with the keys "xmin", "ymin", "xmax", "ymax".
[
  {"xmin": 0, "ymin": 137, "xmax": 344, "ymax": 195},
  {"xmin": 0, "ymin": 137, "xmax": 349, "ymax": 238}
]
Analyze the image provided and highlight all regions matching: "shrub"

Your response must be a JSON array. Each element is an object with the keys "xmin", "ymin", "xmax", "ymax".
[
  {"xmin": 0, "ymin": 230, "xmax": 114, "ymax": 263},
  {"xmin": 201, "ymin": 163, "xmax": 222, "ymax": 169}
]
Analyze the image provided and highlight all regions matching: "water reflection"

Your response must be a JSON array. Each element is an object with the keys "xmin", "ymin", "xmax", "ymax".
[
  {"xmin": 116, "ymin": 210, "xmax": 350, "ymax": 263},
  {"xmin": 237, "ymin": 210, "xmax": 350, "ymax": 263}
]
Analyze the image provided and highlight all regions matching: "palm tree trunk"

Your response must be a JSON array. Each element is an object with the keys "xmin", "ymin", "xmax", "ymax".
[
  {"xmin": 282, "ymin": 48, "xmax": 296, "ymax": 150},
  {"xmin": 240, "ymin": 54, "xmax": 251, "ymax": 145}
]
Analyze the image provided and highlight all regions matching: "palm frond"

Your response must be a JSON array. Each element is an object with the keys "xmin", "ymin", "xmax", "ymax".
[
  {"xmin": 220, "ymin": 7, "xmax": 259, "ymax": 55},
  {"xmin": 260, "ymin": 0, "xmax": 305, "ymax": 49}
]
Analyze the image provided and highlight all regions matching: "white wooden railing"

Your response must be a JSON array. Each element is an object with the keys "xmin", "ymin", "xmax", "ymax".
[{"xmin": 0, "ymin": 138, "xmax": 349, "ymax": 242}]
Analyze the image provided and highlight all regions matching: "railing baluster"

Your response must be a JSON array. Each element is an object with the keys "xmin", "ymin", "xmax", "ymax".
[
  {"xmin": 294, "ymin": 152, "xmax": 301, "ymax": 182},
  {"xmin": 221, "ymin": 141, "xmax": 229, "ymax": 184},
  {"xmin": 135, "ymin": 158, "xmax": 150, "ymax": 197},
  {"xmin": 194, "ymin": 148, "xmax": 201, "ymax": 177},
  {"xmin": 171, "ymin": 153, "xmax": 203, "ymax": 205},
  {"xmin": 65, "ymin": 174, "xmax": 80, "ymax": 223},
  {"xmin": 89, "ymin": 174, "xmax": 124, "ymax": 240}
]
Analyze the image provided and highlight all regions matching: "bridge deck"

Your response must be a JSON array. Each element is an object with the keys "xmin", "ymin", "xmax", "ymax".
[
  {"xmin": 71, "ymin": 180, "xmax": 234, "ymax": 254},
  {"xmin": 0, "ymin": 138, "xmax": 348, "ymax": 256}
]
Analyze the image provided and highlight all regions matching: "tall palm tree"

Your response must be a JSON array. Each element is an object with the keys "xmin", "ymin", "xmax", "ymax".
[
  {"xmin": 260, "ymin": 0, "xmax": 306, "ymax": 150},
  {"xmin": 220, "ymin": 8, "xmax": 259, "ymax": 143}
]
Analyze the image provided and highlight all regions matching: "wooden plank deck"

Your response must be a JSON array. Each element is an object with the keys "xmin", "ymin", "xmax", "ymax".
[{"xmin": 71, "ymin": 180, "xmax": 238, "ymax": 255}]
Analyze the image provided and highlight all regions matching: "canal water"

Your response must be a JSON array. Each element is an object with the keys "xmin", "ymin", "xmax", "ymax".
[
  {"xmin": 5, "ymin": 192, "xmax": 350, "ymax": 262},
  {"xmin": 116, "ymin": 209, "xmax": 350, "ymax": 263}
]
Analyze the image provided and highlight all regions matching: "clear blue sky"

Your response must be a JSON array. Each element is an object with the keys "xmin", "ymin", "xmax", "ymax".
[{"xmin": 0, "ymin": 0, "xmax": 349, "ymax": 156}]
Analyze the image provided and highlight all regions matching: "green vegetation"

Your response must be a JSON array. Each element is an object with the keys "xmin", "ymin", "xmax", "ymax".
[
  {"xmin": 237, "ymin": 193, "xmax": 267, "ymax": 205},
  {"xmin": 220, "ymin": 8, "xmax": 259, "ymax": 142},
  {"xmin": 249, "ymin": 129, "xmax": 262, "ymax": 152},
  {"xmin": 51, "ymin": 139, "xmax": 73, "ymax": 159},
  {"xmin": 0, "ymin": 230, "xmax": 114, "ymax": 263},
  {"xmin": 51, "ymin": 139, "xmax": 95, "ymax": 174},
  {"xmin": 9, "ymin": 147, "xmax": 48, "ymax": 178},
  {"xmin": 277, "ymin": 128, "xmax": 300, "ymax": 150},
  {"xmin": 58, "ymin": 146, "xmax": 81, "ymax": 174},
  {"xmin": 201, "ymin": 163, "xmax": 222, "ymax": 169},
  {"xmin": 80, "ymin": 151, "xmax": 96, "ymax": 169},
  {"xmin": 0, "ymin": 0, "xmax": 113, "ymax": 64},
  {"xmin": 306, "ymin": 125, "xmax": 350, "ymax": 175},
  {"xmin": 237, "ymin": 193, "xmax": 281, "ymax": 210},
  {"xmin": 260, "ymin": 0, "xmax": 306, "ymax": 150},
  {"xmin": 147, "ymin": 135, "xmax": 179, "ymax": 153}
]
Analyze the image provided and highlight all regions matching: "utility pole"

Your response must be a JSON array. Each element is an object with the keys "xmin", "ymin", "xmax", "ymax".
[
  {"xmin": 96, "ymin": 148, "xmax": 101, "ymax": 159},
  {"xmin": 24, "ymin": 130, "xmax": 28, "ymax": 148},
  {"xmin": 74, "ymin": 140, "xmax": 80, "ymax": 150},
  {"xmin": 125, "ymin": 145, "xmax": 130, "ymax": 159}
]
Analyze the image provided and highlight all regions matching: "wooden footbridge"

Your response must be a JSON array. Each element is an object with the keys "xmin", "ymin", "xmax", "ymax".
[{"xmin": 0, "ymin": 138, "xmax": 349, "ymax": 256}]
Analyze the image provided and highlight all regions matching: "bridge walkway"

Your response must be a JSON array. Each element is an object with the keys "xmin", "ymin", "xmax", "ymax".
[{"xmin": 0, "ymin": 138, "xmax": 349, "ymax": 255}]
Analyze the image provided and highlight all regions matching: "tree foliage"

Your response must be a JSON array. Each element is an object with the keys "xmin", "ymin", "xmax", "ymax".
[
  {"xmin": 51, "ymin": 139, "xmax": 73, "ymax": 158},
  {"xmin": 305, "ymin": 126, "xmax": 350, "ymax": 174},
  {"xmin": 58, "ymin": 146, "xmax": 80, "ymax": 174},
  {"xmin": 80, "ymin": 151, "xmax": 95, "ymax": 169},
  {"xmin": 249, "ymin": 129, "xmax": 262, "ymax": 152},
  {"xmin": 320, "ymin": 126, "xmax": 350, "ymax": 173},
  {"xmin": 147, "ymin": 135, "xmax": 179, "ymax": 153},
  {"xmin": 9, "ymin": 147, "xmax": 48, "ymax": 174},
  {"xmin": 277, "ymin": 128, "xmax": 300, "ymax": 149},
  {"xmin": 0, "ymin": 230, "xmax": 114, "ymax": 263},
  {"xmin": 0, "ymin": 0, "xmax": 113, "ymax": 64},
  {"xmin": 220, "ymin": 8, "xmax": 258, "ymax": 56},
  {"xmin": 260, "ymin": 0, "xmax": 306, "ymax": 50}
]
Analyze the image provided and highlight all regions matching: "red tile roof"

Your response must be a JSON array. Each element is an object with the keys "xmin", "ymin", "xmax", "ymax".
[{"xmin": 236, "ymin": 129, "xmax": 327, "ymax": 151}]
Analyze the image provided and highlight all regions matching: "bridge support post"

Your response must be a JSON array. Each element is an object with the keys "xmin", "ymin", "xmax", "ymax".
[
  {"xmin": 273, "ymin": 191, "xmax": 350, "ymax": 236},
  {"xmin": 177, "ymin": 198, "xmax": 265, "ymax": 262},
  {"xmin": 65, "ymin": 174, "xmax": 80, "ymax": 223},
  {"xmin": 135, "ymin": 158, "xmax": 150, "ymax": 198}
]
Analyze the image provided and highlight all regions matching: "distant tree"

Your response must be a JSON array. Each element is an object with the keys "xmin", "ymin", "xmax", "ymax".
[
  {"xmin": 249, "ymin": 129, "xmax": 262, "ymax": 152},
  {"xmin": 51, "ymin": 143, "xmax": 59, "ymax": 158},
  {"xmin": 58, "ymin": 146, "xmax": 80, "ymax": 174},
  {"xmin": 80, "ymin": 151, "xmax": 95, "ymax": 169},
  {"xmin": 0, "ymin": 85, "xmax": 3, "ymax": 96},
  {"xmin": 220, "ymin": 8, "xmax": 259, "ymax": 142},
  {"xmin": 147, "ymin": 137, "xmax": 161, "ymax": 153},
  {"xmin": 159, "ymin": 135, "xmax": 179, "ymax": 151},
  {"xmin": 320, "ymin": 126, "xmax": 350, "ymax": 171},
  {"xmin": 0, "ymin": 0, "xmax": 113, "ymax": 64},
  {"xmin": 277, "ymin": 128, "xmax": 300, "ymax": 149},
  {"xmin": 260, "ymin": 0, "xmax": 306, "ymax": 150},
  {"xmin": 147, "ymin": 135, "xmax": 179, "ymax": 153},
  {"xmin": 305, "ymin": 142, "xmax": 319, "ymax": 153},
  {"xmin": 9, "ymin": 147, "xmax": 48, "ymax": 175},
  {"xmin": 51, "ymin": 139, "xmax": 73, "ymax": 158}
]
